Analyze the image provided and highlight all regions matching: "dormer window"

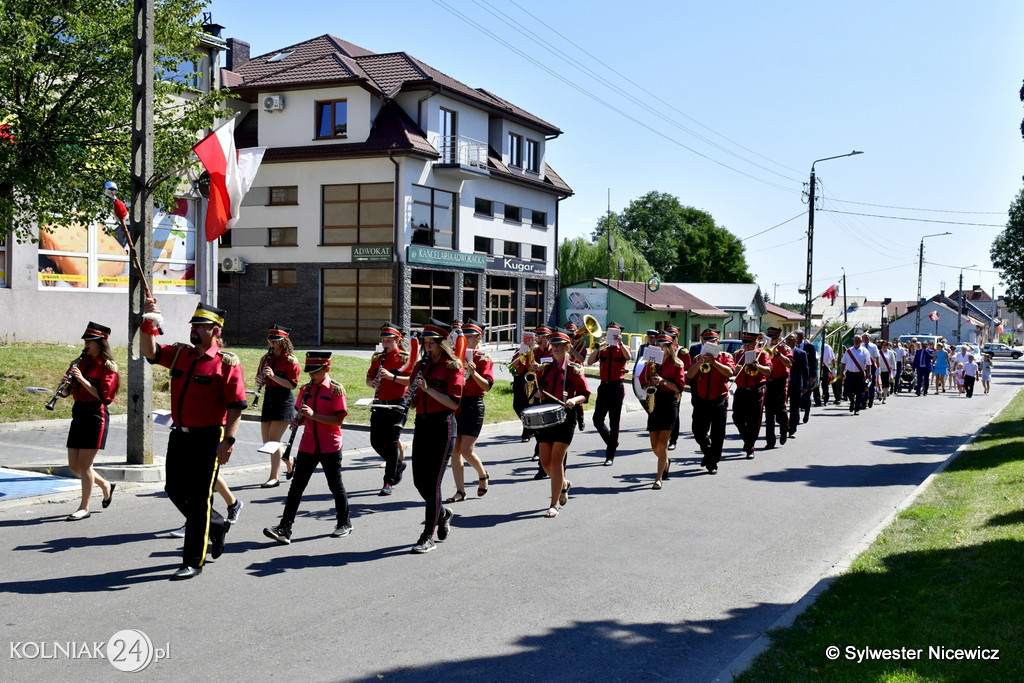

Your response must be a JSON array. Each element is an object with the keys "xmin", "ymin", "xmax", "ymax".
[
  {"xmin": 315, "ymin": 99, "xmax": 348, "ymax": 139},
  {"xmin": 526, "ymin": 139, "xmax": 539, "ymax": 173},
  {"xmin": 508, "ymin": 133, "xmax": 522, "ymax": 168}
]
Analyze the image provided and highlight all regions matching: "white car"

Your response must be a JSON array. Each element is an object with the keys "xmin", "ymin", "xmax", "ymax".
[{"xmin": 980, "ymin": 343, "xmax": 1022, "ymax": 359}]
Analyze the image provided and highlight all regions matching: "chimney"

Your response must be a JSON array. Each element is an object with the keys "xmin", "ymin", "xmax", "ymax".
[{"xmin": 226, "ymin": 38, "xmax": 250, "ymax": 71}]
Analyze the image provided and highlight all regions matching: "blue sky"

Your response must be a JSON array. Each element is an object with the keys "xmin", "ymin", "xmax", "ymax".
[{"xmin": 210, "ymin": 0, "xmax": 1024, "ymax": 305}]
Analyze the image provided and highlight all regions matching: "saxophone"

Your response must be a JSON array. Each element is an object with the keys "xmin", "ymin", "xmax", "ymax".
[{"xmin": 644, "ymin": 365, "xmax": 660, "ymax": 413}]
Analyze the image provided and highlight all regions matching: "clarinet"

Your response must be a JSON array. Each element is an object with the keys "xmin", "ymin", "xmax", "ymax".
[
  {"xmin": 46, "ymin": 350, "xmax": 88, "ymax": 410},
  {"xmin": 398, "ymin": 356, "xmax": 428, "ymax": 430},
  {"xmin": 281, "ymin": 381, "xmax": 312, "ymax": 462},
  {"xmin": 251, "ymin": 351, "xmax": 272, "ymax": 408}
]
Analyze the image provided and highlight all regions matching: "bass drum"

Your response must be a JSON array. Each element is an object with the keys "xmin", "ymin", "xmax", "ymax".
[{"xmin": 633, "ymin": 356, "xmax": 650, "ymax": 407}]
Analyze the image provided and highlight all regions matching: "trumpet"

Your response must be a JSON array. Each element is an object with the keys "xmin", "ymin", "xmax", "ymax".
[{"xmin": 46, "ymin": 351, "xmax": 87, "ymax": 410}]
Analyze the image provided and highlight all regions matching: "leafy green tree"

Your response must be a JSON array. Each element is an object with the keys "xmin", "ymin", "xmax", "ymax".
[
  {"xmin": 0, "ymin": 0, "xmax": 227, "ymax": 241},
  {"xmin": 991, "ymin": 187, "xmax": 1024, "ymax": 319},
  {"xmin": 613, "ymin": 191, "xmax": 754, "ymax": 283},
  {"xmin": 559, "ymin": 229, "xmax": 655, "ymax": 286}
]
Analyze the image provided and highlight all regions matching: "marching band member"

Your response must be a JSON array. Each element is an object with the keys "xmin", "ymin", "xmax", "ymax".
[
  {"xmin": 63, "ymin": 322, "xmax": 119, "ymax": 521},
  {"xmin": 664, "ymin": 325, "xmax": 683, "ymax": 451},
  {"xmin": 731, "ymin": 331, "xmax": 771, "ymax": 459},
  {"xmin": 257, "ymin": 324, "xmax": 299, "ymax": 488},
  {"xmin": 785, "ymin": 333, "xmax": 810, "ymax": 438},
  {"xmin": 141, "ymin": 300, "xmax": 246, "ymax": 581},
  {"xmin": 684, "ymin": 329, "xmax": 735, "ymax": 475},
  {"xmin": 528, "ymin": 328, "xmax": 589, "ymax": 517},
  {"xmin": 763, "ymin": 327, "xmax": 793, "ymax": 450},
  {"xmin": 640, "ymin": 333, "xmax": 684, "ymax": 489},
  {"xmin": 586, "ymin": 321, "xmax": 631, "ymax": 466},
  {"xmin": 406, "ymin": 319, "xmax": 464, "ymax": 554},
  {"xmin": 511, "ymin": 326, "xmax": 550, "ymax": 446},
  {"xmin": 366, "ymin": 322, "xmax": 410, "ymax": 496},
  {"xmin": 447, "ymin": 319, "xmax": 494, "ymax": 503},
  {"xmin": 263, "ymin": 352, "xmax": 351, "ymax": 545}
]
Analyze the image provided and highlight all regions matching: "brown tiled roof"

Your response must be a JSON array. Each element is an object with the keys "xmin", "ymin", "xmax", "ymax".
[
  {"xmin": 485, "ymin": 147, "xmax": 572, "ymax": 196},
  {"xmin": 244, "ymin": 100, "xmax": 436, "ymax": 162},
  {"xmin": 228, "ymin": 34, "xmax": 560, "ymax": 134},
  {"xmin": 764, "ymin": 302, "xmax": 803, "ymax": 321},
  {"xmin": 220, "ymin": 69, "xmax": 243, "ymax": 88},
  {"xmin": 590, "ymin": 279, "xmax": 727, "ymax": 317}
]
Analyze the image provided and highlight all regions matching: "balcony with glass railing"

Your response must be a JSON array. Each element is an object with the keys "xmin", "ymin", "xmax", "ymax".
[{"xmin": 432, "ymin": 135, "xmax": 490, "ymax": 179}]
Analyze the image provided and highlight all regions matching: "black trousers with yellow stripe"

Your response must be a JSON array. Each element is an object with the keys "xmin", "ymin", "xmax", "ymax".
[{"xmin": 165, "ymin": 427, "xmax": 226, "ymax": 568}]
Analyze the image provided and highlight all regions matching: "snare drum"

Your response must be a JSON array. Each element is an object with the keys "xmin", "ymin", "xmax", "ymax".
[{"xmin": 521, "ymin": 403, "xmax": 566, "ymax": 429}]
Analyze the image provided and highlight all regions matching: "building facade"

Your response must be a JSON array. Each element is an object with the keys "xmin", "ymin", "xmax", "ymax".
[{"xmin": 217, "ymin": 34, "xmax": 572, "ymax": 347}]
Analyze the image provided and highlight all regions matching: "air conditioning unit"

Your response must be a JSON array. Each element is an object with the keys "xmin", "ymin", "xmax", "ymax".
[
  {"xmin": 220, "ymin": 256, "xmax": 245, "ymax": 273},
  {"xmin": 262, "ymin": 95, "xmax": 285, "ymax": 112}
]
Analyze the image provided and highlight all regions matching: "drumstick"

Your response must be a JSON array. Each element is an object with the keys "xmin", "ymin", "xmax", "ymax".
[{"xmin": 540, "ymin": 389, "xmax": 570, "ymax": 405}]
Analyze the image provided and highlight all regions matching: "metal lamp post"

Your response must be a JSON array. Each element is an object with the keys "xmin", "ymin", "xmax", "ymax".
[
  {"xmin": 914, "ymin": 232, "xmax": 952, "ymax": 334},
  {"xmin": 956, "ymin": 264, "xmax": 975, "ymax": 343},
  {"xmin": 804, "ymin": 151, "xmax": 863, "ymax": 331}
]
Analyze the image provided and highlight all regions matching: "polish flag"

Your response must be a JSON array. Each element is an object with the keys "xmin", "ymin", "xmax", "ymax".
[
  {"xmin": 821, "ymin": 283, "xmax": 839, "ymax": 302},
  {"xmin": 927, "ymin": 311, "xmax": 939, "ymax": 322},
  {"xmin": 193, "ymin": 119, "xmax": 264, "ymax": 242}
]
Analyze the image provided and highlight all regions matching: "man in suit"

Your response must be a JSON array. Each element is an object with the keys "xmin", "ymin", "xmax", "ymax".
[
  {"xmin": 793, "ymin": 330, "xmax": 817, "ymax": 423},
  {"xmin": 785, "ymin": 334, "xmax": 809, "ymax": 439}
]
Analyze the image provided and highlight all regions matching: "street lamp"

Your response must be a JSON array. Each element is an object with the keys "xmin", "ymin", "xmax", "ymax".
[
  {"xmin": 914, "ymin": 232, "xmax": 952, "ymax": 334},
  {"xmin": 956, "ymin": 264, "xmax": 976, "ymax": 343},
  {"xmin": 804, "ymin": 151, "xmax": 863, "ymax": 332}
]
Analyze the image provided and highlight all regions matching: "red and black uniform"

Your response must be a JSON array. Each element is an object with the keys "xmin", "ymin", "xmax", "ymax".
[
  {"xmin": 764, "ymin": 345, "xmax": 792, "ymax": 449},
  {"xmin": 592, "ymin": 345, "xmax": 629, "ymax": 460},
  {"xmin": 149, "ymin": 342, "xmax": 247, "ymax": 569},
  {"xmin": 641, "ymin": 358, "xmax": 684, "ymax": 432},
  {"xmin": 532, "ymin": 360, "xmax": 591, "ymax": 446},
  {"xmin": 66, "ymin": 355, "xmax": 119, "ymax": 450},
  {"xmin": 282, "ymin": 377, "xmax": 350, "ymax": 528},
  {"xmin": 670, "ymin": 347, "xmax": 692, "ymax": 447},
  {"xmin": 411, "ymin": 357, "xmax": 465, "ymax": 538},
  {"xmin": 511, "ymin": 344, "xmax": 550, "ymax": 418},
  {"xmin": 686, "ymin": 352, "xmax": 735, "ymax": 469},
  {"xmin": 367, "ymin": 348, "xmax": 409, "ymax": 486},
  {"xmin": 732, "ymin": 348, "xmax": 770, "ymax": 455},
  {"xmin": 258, "ymin": 352, "xmax": 300, "ymax": 423},
  {"xmin": 458, "ymin": 350, "xmax": 494, "ymax": 438}
]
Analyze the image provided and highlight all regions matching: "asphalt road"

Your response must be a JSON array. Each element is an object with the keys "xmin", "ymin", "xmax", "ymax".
[{"xmin": 2, "ymin": 360, "xmax": 1021, "ymax": 682}]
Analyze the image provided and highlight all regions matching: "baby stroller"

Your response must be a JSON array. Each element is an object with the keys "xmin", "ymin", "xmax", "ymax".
[{"xmin": 897, "ymin": 362, "xmax": 916, "ymax": 393}]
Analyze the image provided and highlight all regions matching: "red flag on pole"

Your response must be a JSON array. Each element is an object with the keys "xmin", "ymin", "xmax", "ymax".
[
  {"xmin": 193, "ymin": 119, "xmax": 242, "ymax": 242},
  {"xmin": 821, "ymin": 283, "xmax": 839, "ymax": 302},
  {"xmin": 927, "ymin": 311, "xmax": 939, "ymax": 322}
]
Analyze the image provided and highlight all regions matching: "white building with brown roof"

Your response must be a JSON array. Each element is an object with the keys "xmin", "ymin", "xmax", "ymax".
[{"xmin": 217, "ymin": 34, "xmax": 572, "ymax": 345}]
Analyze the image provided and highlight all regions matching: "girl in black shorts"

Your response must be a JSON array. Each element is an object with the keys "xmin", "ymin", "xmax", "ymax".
[
  {"xmin": 447, "ymin": 319, "xmax": 494, "ymax": 503},
  {"xmin": 258, "ymin": 325, "xmax": 300, "ymax": 487}
]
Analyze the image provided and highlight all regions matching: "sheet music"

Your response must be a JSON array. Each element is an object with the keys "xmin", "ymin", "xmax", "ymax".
[
  {"xmin": 257, "ymin": 441, "xmax": 283, "ymax": 454},
  {"xmin": 151, "ymin": 409, "xmax": 172, "ymax": 426},
  {"xmin": 701, "ymin": 342, "xmax": 721, "ymax": 357}
]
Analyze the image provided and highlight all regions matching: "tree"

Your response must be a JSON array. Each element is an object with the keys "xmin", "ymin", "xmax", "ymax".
[
  {"xmin": 991, "ymin": 187, "xmax": 1024, "ymax": 319},
  {"xmin": 559, "ymin": 229, "xmax": 655, "ymax": 286},
  {"xmin": 613, "ymin": 191, "xmax": 754, "ymax": 283},
  {"xmin": 0, "ymin": 0, "xmax": 227, "ymax": 241}
]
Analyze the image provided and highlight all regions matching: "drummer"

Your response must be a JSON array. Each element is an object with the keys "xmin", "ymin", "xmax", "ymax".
[{"xmin": 526, "ymin": 328, "xmax": 590, "ymax": 518}]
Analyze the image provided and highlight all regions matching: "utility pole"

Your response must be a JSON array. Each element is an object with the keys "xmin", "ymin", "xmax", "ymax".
[
  {"xmin": 804, "ymin": 151, "xmax": 863, "ymax": 332},
  {"xmin": 127, "ymin": 0, "xmax": 155, "ymax": 465},
  {"xmin": 842, "ymin": 268, "xmax": 848, "ymax": 324},
  {"xmin": 915, "ymin": 232, "xmax": 952, "ymax": 334}
]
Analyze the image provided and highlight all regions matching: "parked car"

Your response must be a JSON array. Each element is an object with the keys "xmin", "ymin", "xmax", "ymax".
[{"xmin": 980, "ymin": 343, "xmax": 1022, "ymax": 359}]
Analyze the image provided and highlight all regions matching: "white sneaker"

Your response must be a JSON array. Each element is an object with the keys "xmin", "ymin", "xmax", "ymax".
[{"xmin": 169, "ymin": 524, "xmax": 186, "ymax": 538}]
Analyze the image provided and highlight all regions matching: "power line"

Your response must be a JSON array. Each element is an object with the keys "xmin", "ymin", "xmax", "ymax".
[
  {"xmin": 739, "ymin": 211, "xmax": 806, "ymax": 241},
  {"xmin": 825, "ymin": 197, "xmax": 1005, "ymax": 215},
  {"xmin": 819, "ymin": 209, "xmax": 1004, "ymax": 228},
  {"xmin": 430, "ymin": 0, "xmax": 797, "ymax": 194}
]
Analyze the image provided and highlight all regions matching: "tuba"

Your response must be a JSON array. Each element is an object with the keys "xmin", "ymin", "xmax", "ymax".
[{"xmin": 572, "ymin": 315, "xmax": 603, "ymax": 358}]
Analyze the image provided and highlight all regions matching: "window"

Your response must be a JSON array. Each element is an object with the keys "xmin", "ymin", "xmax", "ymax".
[
  {"xmin": 0, "ymin": 235, "xmax": 7, "ymax": 287},
  {"xmin": 531, "ymin": 210, "xmax": 547, "ymax": 227},
  {"xmin": 323, "ymin": 268, "xmax": 393, "ymax": 345},
  {"xmin": 524, "ymin": 279, "xmax": 545, "ymax": 331},
  {"xmin": 218, "ymin": 231, "xmax": 232, "ymax": 248},
  {"xmin": 410, "ymin": 269, "xmax": 455, "ymax": 326},
  {"xmin": 410, "ymin": 185, "xmax": 456, "ymax": 249},
  {"xmin": 504, "ymin": 241, "xmax": 519, "ymax": 258},
  {"xmin": 462, "ymin": 273, "xmax": 478, "ymax": 323},
  {"xmin": 530, "ymin": 244, "xmax": 546, "ymax": 262},
  {"xmin": 268, "ymin": 268, "xmax": 296, "ymax": 286},
  {"xmin": 158, "ymin": 57, "xmax": 203, "ymax": 90},
  {"xmin": 268, "ymin": 186, "xmax": 298, "ymax": 205},
  {"xmin": 315, "ymin": 99, "xmax": 348, "ymax": 139},
  {"xmin": 508, "ymin": 133, "xmax": 522, "ymax": 168},
  {"xmin": 322, "ymin": 182, "xmax": 394, "ymax": 245},
  {"xmin": 474, "ymin": 236, "xmax": 492, "ymax": 254},
  {"xmin": 526, "ymin": 138, "xmax": 540, "ymax": 173},
  {"xmin": 474, "ymin": 198, "xmax": 493, "ymax": 216},
  {"xmin": 268, "ymin": 227, "xmax": 297, "ymax": 246},
  {"xmin": 504, "ymin": 204, "xmax": 521, "ymax": 223},
  {"xmin": 440, "ymin": 108, "xmax": 458, "ymax": 164},
  {"xmin": 37, "ymin": 198, "xmax": 197, "ymax": 293}
]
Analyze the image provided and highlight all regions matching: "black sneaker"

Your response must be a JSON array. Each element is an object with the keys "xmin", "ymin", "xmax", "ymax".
[
  {"xmin": 394, "ymin": 459, "xmax": 407, "ymax": 485},
  {"xmin": 437, "ymin": 508, "xmax": 453, "ymax": 541},
  {"xmin": 226, "ymin": 499, "xmax": 243, "ymax": 525},
  {"xmin": 331, "ymin": 523, "xmax": 352, "ymax": 538},
  {"xmin": 263, "ymin": 524, "xmax": 291, "ymax": 545},
  {"xmin": 210, "ymin": 523, "xmax": 229, "ymax": 559},
  {"xmin": 412, "ymin": 535, "xmax": 436, "ymax": 554}
]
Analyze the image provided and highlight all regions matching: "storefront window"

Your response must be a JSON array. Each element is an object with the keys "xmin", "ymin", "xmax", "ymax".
[
  {"xmin": 410, "ymin": 269, "xmax": 454, "ymax": 326},
  {"xmin": 322, "ymin": 267, "xmax": 393, "ymax": 345},
  {"xmin": 37, "ymin": 199, "xmax": 197, "ymax": 292}
]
